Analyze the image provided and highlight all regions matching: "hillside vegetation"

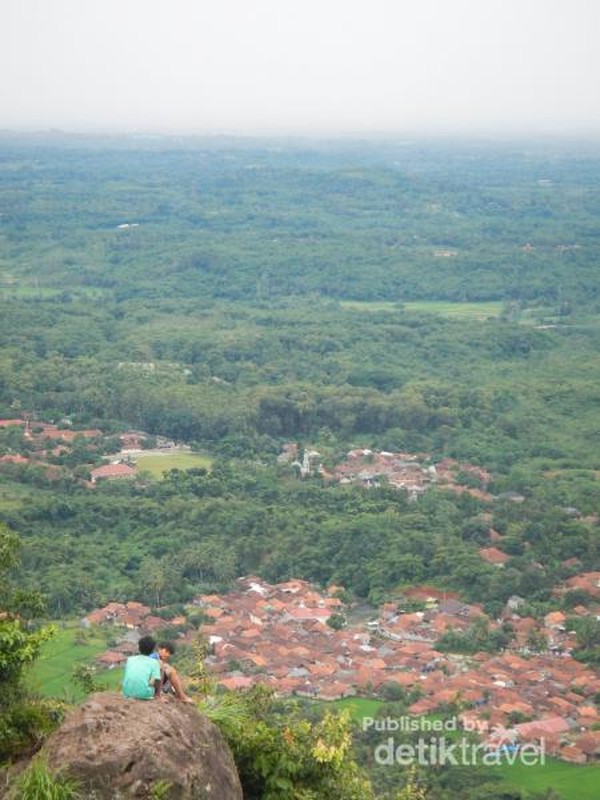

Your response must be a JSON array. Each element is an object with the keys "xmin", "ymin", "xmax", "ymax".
[{"xmin": 1, "ymin": 135, "xmax": 600, "ymax": 612}]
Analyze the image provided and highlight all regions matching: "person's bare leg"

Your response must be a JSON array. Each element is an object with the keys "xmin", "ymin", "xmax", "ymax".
[{"xmin": 168, "ymin": 666, "xmax": 194, "ymax": 703}]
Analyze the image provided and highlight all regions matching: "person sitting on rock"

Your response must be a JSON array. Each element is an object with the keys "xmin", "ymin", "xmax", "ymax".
[
  {"xmin": 122, "ymin": 635, "xmax": 162, "ymax": 700},
  {"xmin": 151, "ymin": 641, "xmax": 194, "ymax": 704}
]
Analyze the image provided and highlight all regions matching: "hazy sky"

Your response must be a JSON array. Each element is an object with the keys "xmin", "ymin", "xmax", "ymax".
[{"xmin": 1, "ymin": 0, "xmax": 599, "ymax": 135}]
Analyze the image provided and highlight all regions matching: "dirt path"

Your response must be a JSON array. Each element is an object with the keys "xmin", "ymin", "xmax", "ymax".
[{"xmin": 119, "ymin": 446, "xmax": 192, "ymax": 458}]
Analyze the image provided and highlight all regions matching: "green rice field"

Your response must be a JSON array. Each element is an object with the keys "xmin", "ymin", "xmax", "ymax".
[
  {"xmin": 26, "ymin": 623, "xmax": 122, "ymax": 703},
  {"xmin": 331, "ymin": 697, "xmax": 384, "ymax": 721},
  {"xmin": 495, "ymin": 756, "xmax": 600, "ymax": 800}
]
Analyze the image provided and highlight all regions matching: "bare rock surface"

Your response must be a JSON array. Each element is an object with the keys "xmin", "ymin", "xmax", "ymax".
[{"xmin": 42, "ymin": 692, "xmax": 242, "ymax": 799}]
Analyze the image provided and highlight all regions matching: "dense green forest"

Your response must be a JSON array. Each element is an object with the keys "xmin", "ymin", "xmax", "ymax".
[
  {"xmin": 1, "ymin": 133, "xmax": 600, "ymax": 614},
  {"xmin": 3, "ymin": 463, "xmax": 598, "ymax": 618},
  {"xmin": 2, "ymin": 133, "xmax": 600, "ymax": 305}
]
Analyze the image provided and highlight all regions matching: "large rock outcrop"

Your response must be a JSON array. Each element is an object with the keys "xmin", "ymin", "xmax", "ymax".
[{"xmin": 41, "ymin": 692, "xmax": 243, "ymax": 799}]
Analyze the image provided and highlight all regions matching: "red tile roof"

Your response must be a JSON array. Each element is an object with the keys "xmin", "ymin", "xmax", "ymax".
[
  {"xmin": 514, "ymin": 717, "xmax": 571, "ymax": 738},
  {"xmin": 479, "ymin": 547, "xmax": 510, "ymax": 565},
  {"xmin": 91, "ymin": 463, "xmax": 136, "ymax": 480}
]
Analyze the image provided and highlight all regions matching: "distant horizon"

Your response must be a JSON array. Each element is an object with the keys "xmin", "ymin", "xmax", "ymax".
[
  {"xmin": 2, "ymin": 1, "xmax": 599, "ymax": 138},
  {"xmin": 2, "ymin": 124, "xmax": 600, "ymax": 143}
]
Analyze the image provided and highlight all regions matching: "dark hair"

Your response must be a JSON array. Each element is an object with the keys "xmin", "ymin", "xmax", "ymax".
[
  {"xmin": 158, "ymin": 641, "xmax": 175, "ymax": 655},
  {"xmin": 138, "ymin": 635, "xmax": 156, "ymax": 656}
]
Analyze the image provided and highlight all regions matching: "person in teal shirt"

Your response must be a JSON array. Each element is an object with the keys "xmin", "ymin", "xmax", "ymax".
[{"xmin": 122, "ymin": 635, "xmax": 161, "ymax": 700}]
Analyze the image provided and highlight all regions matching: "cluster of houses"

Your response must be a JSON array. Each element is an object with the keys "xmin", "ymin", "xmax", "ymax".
[
  {"xmin": 0, "ymin": 417, "xmax": 102, "ymax": 445},
  {"xmin": 374, "ymin": 583, "xmax": 600, "ymax": 763},
  {"xmin": 279, "ymin": 444, "xmax": 494, "ymax": 501},
  {"xmin": 86, "ymin": 573, "xmax": 600, "ymax": 763},
  {"xmin": 563, "ymin": 571, "xmax": 600, "ymax": 599},
  {"xmin": 4, "ymin": 420, "xmax": 495, "ymax": 503},
  {"xmin": 0, "ymin": 417, "xmax": 177, "ymax": 485},
  {"xmin": 332, "ymin": 449, "xmax": 435, "ymax": 498},
  {"xmin": 82, "ymin": 601, "xmax": 187, "ymax": 668}
]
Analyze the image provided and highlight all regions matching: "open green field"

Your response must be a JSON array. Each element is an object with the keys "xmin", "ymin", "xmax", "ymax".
[
  {"xmin": 26, "ymin": 623, "xmax": 122, "ymax": 703},
  {"xmin": 340, "ymin": 300, "xmax": 502, "ymax": 319},
  {"xmin": 0, "ymin": 285, "xmax": 61, "ymax": 299},
  {"xmin": 404, "ymin": 300, "xmax": 502, "ymax": 319},
  {"xmin": 135, "ymin": 451, "xmax": 212, "ymax": 477},
  {"xmin": 494, "ymin": 757, "xmax": 600, "ymax": 800},
  {"xmin": 331, "ymin": 697, "xmax": 384, "ymax": 722},
  {"xmin": 340, "ymin": 301, "xmax": 402, "ymax": 313},
  {"xmin": 1, "ymin": 287, "xmax": 108, "ymax": 300}
]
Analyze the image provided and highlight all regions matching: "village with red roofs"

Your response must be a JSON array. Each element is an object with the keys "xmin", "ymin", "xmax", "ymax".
[
  {"xmin": 85, "ymin": 571, "xmax": 600, "ymax": 765},
  {"xmin": 0, "ymin": 416, "xmax": 172, "ymax": 484}
]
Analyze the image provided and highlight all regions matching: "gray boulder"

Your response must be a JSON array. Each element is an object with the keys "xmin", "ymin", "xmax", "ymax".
[{"xmin": 41, "ymin": 692, "xmax": 242, "ymax": 799}]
